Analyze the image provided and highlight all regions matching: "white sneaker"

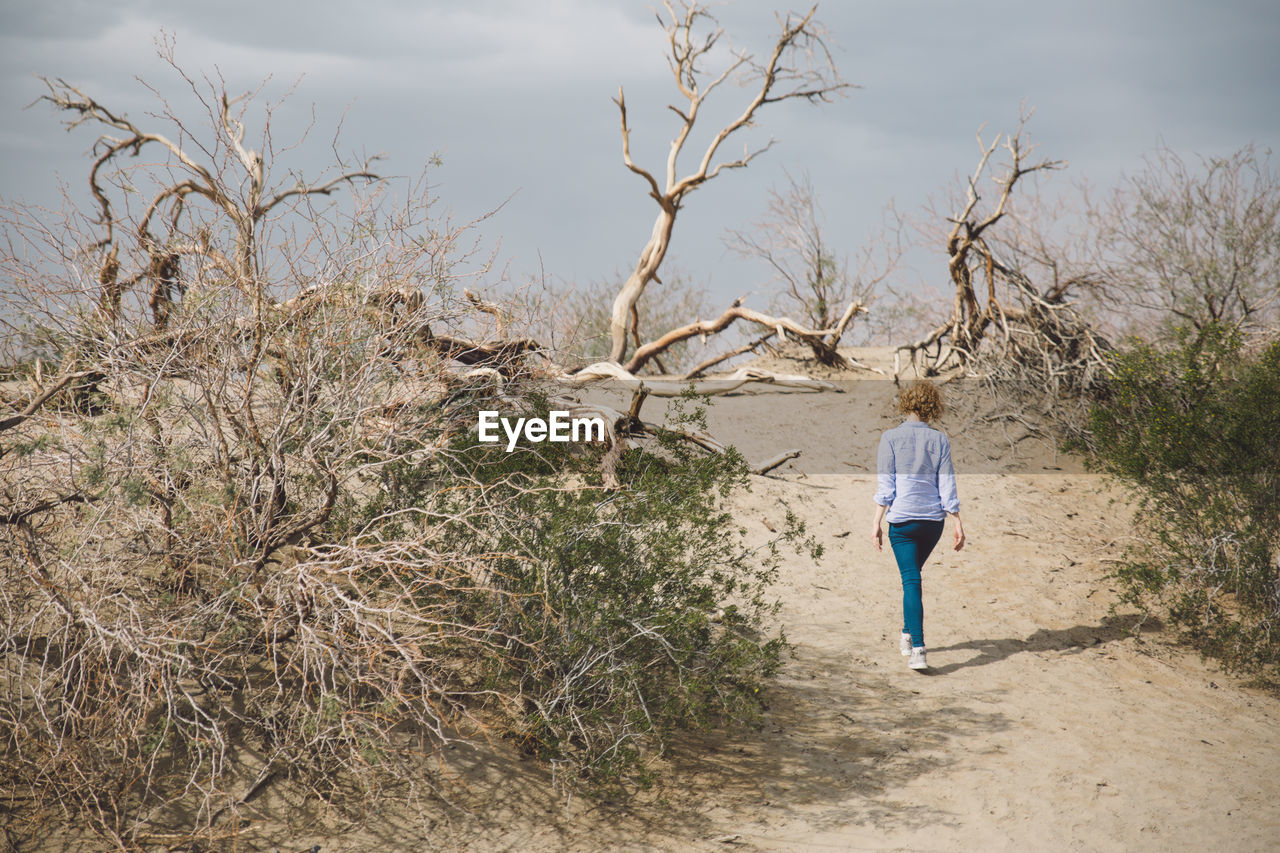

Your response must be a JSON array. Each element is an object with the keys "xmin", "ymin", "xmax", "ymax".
[
  {"xmin": 908, "ymin": 646, "xmax": 928, "ymax": 670},
  {"xmin": 900, "ymin": 632, "xmax": 912, "ymax": 656}
]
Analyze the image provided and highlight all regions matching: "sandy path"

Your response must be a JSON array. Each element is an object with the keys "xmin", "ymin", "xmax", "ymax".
[{"xmin": 654, "ymin": 471, "xmax": 1279, "ymax": 852}]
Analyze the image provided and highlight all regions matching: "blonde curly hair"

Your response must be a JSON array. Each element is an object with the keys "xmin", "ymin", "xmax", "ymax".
[{"xmin": 896, "ymin": 379, "xmax": 945, "ymax": 423}]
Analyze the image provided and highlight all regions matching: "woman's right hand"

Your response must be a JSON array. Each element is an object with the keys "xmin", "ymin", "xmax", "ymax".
[
  {"xmin": 953, "ymin": 521, "xmax": 966, "ymax": 551},
  {"xmin": 871, "ymin": 503, "xmax": 888, "ymax": 552}
]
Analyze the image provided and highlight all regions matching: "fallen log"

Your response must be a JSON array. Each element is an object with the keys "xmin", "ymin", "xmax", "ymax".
[
  {"xmin": 622, "ymin": 302, "xmax": 866, "ymax": 375},
  {"xmin": 562, "ymin": 363, "xmax": 844, "ymax": 396},
  {"xmin": 753, "ymin": 449, "xmax": 801, "ymax": 475}
]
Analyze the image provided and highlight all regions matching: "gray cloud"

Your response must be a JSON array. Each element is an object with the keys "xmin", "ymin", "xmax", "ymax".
[
  {"xmin": 2, "ymin": 0, "xmax": 1278, "ymax": 305},
  {"xmin": 0, "ymin": 0, "xmax": 139, "ymax": 39}
]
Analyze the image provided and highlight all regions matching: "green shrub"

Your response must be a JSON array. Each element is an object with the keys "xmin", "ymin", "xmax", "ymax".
[
  {"xmin": 1086, "ymin": 323, "xmax": 1280, "ymax": 675},
  {"xmin": 340, "ymin": 390, "xmax": 812, "ymax": 788}
]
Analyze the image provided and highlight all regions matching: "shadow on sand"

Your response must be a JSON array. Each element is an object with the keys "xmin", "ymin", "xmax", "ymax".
[
  {"xmin": 552, "ymin": 643, "xmax": 1014, "ymax": 847},
  {"xmin": 339, "ymin": 638, "xmax": 1017, "ymax": 851},
  {"xmin": 922, "ymin": 612, "xmax": 1159, "ymax": 677}
]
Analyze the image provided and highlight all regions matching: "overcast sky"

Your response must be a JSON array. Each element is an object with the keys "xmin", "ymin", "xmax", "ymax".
[{"xmin": 2, "ymin": 0, "xmax": 1278, "ymax": 307}]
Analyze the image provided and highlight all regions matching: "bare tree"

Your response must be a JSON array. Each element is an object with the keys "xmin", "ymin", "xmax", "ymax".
[
  {"xmin": 607, "ymin": 1, "xmax": 848, "ymax": 364},
  {"xmin": 726, "ymin": 172, "xmax": 867, "ymax": 328},
  {"xmin": 874, "ymin": 111, "xmax": 1117, "ymax": 452},
  {"xmin": 1085, "ymin": 144, "xmax": 1280, "ymax": 340},
  {"xmin": 897, "ymin": 112, "xmax": 1063, "ymax": 371},
  {"xmin": 725, "ymin": 170, "xmax": 901, "ymax": 358},
  {"xmin": 896, "ymin": 111, "xmax": 1108, "ymax": 387}
]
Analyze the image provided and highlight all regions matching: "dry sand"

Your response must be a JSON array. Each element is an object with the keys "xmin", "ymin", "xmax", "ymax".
[{"xmin": 285, "ymin": 472, "xmax": 1280, "ymax": 852}]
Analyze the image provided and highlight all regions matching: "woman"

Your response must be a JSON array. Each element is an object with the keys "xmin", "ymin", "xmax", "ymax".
[{"xmin": 870, "ymin": 379, "xmax": 965, "ymax": 671}]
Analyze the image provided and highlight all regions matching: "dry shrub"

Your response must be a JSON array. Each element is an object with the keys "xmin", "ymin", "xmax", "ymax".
[{"xmin": 0, "ymin": 55, "xmax": 804, "ymax": 851}]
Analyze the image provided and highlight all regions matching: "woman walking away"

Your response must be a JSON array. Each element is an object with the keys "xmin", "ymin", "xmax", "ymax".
[{"xmin": 871, "ymin": 380, "xmax": 965, "ymax": 671}]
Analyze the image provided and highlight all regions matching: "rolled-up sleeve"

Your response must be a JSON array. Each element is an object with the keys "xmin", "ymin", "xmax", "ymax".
[
  {"xmin": 874, "ymin": 433, "xmax": 896, "ymax": 506},
  {"xmin": 938, "ymin": 435, "xmax": 960, "ymax": 514}
]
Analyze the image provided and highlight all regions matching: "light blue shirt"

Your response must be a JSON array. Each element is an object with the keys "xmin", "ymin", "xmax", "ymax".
[{"xmin": 874, "ymin": 420, "xmax": 960, "ymax": 523}]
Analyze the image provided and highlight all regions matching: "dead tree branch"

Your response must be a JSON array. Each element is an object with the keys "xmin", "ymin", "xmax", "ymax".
[
  {"xmin": 0, "ymin": 370, "xmax": 97, "ymax": 434},
  {"xmin": 623, "ymin": 299, "xmax": 865, "ymax": 375},
  {"xmin": 753, "ymin": 449, "xmax": 801, "ymax": 475},
  {"xmin": 682, "ymin": 330, "xmax": 777, "ymax": 379},
  {"xmin": 607, "ymin": 1, "xmax": 849, "ymax": 363},
  {"xmin": 897, "ymin": 110, "xmax": 1074, "ymax": 377},
  {"xmin": 38, "ymin": 74, "xmax": 381, "ymax": 321}
]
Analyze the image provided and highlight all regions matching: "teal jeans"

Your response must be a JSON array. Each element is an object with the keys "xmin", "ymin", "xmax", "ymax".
[{"xmin": 888, "ymin": 519, "xmax": 944, "ymax": 648}]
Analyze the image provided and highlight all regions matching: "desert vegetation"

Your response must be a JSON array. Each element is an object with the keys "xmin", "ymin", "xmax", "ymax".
[
  {"xmin": 2, "ymin": 1, "xmax": 1277, "ymax": 850},
  {"xmin": 1085, "ymin": 324, "xmax": 1280, "ymax": 677}
]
